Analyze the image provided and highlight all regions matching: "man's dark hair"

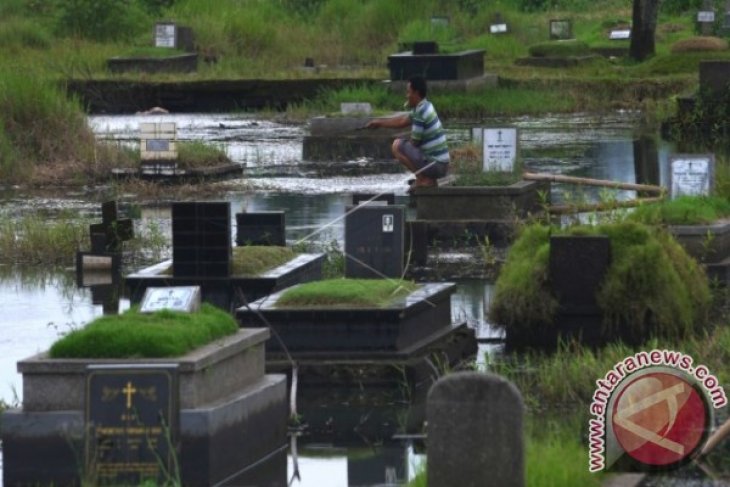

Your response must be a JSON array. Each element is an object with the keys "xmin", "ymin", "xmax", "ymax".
[{"xmin": 408, "ymin": 76, "xmax": 427, "ymax": 98}]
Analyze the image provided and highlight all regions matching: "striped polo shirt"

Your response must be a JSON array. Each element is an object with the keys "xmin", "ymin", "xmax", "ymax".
[{"xmin": 409, "ymin": 99, "xmax": 450, "ymax": 164}]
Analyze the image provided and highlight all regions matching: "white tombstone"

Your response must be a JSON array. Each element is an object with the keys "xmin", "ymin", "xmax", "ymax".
[
  {"xmin": 140, "ymin": 122, "xmax": 177, "ymax": 161},
  {"xmin": 669, "ymin": 154, "xmax": 715, "ymax": 199},
  {"xmin": 483, "ymin": 128, "xmax": 518, "ymax": 172},
  {"xmin": 490, "ymin": 23, "xmax": 508, "ymax": 34},
  {"xmin": 155, "ymin": 22, "xmax": 177, "ymax": 48},
  {"xmin": 609, "ymin": 29, "xmax": 631, "ymax": 40},
  {"xmin": 698, "ymin": 10, "xmax": 716, "ymax": 22},
  {"xmin": 140, "ymin": 286, "xmax": 201, "ymax": 313}
]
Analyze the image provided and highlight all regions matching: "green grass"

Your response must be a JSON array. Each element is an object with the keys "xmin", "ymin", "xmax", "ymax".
[
  {"xmin": 49, "ymin": 303, "xmax": 238, "ymax": 358},
  {"xmin": 528, "ymin": 40, "xmax": 591, "ymax": 58},
  {"xmin": 231, "ymin": 246, "xmax": 296, "ymax": 275},
  {"xmin": 630, "ymin": 196, "xmax": 730, "ymax": 225},
  {"xmin": 276, "ymin": 278, "xmax": 418, "ymax": 307},
  {"xmin": 176, "ymin": 141, "xmax": 232, "ymax": 169},
  {"xmin": 490, "ymin": 221, "xmax": 711, "ymax": 341},
  {"xmin": 120, "ymin": 46, "xmax": 187, "ymax": 58}
]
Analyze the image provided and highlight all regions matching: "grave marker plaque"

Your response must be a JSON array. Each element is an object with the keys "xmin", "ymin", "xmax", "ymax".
[
  {"xmin": 482, "ymin": 128, "xmax": 518, "ymax": 172},
  {"xmin": 345, "ymin": 205, "xmax": 405, "ymax": 278},
  {"xmin": 155, "ymin": 22, "xmax": 177, "ymax": 48},
  {"xmin": 490, "ymin": 14, "xmax": 508, "ymax": 34},
  {"xmin": 140, "ymin": 286, "xmax": 201, "ymax": 313},
  {"xmin": 699, "ymin": 0, "xmax": 716, "ymax": 35},
  {"xmin": 609, "ymin": 28, "xmax": 631, "ymax": 39},
  {"xmin": 340, "ymin": 102, "xmax": 372, "ymax": 115},
  {"xmin": 549, "ymin": 19, "xmax": 573, "ymax": 40},
  {"xmin": 140, "ymin": 122, "xmax": 177, "ymax": 161},
  {"xmin": 670, "ymin": 154, "xmax": 715, "ymax": 199},
  {"xmin": 236, "ymin": 211, "xmax": 286, "ymax": 246},
  {"xmin": 85, "ymin": 365, "xmax": 179, "ymax": 486}
]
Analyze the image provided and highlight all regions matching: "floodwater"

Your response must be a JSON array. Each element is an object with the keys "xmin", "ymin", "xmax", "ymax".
[{"xmin": 1, "ymin": 110, "xmax": 710, "ymax": 486}]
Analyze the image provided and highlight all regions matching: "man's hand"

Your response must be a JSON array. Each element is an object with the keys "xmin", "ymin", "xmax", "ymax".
[{"xmin": 365, "ymin": 120, "xmax": 381, "ymax": 129}]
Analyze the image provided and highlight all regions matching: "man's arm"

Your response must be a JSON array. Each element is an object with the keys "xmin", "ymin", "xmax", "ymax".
[{"xmin": 365, "ymin": 114, "xmax": 410, "ymax": 129}]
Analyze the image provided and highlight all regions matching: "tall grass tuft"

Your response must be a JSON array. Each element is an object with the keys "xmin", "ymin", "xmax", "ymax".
[
  {"xmin": 0, "ymin": 213, "xmax": 90, "ymax": 265},
  {"xmin": 0, "ymin": 68, "xmax": 97, "ymax": 184}
]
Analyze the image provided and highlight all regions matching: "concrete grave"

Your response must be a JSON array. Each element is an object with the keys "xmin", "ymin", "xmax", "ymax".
[
  {"xmin": 427, "ymin": 372, "xmax": 524, "ymax": 487},
  {"xmin": 85, "ymin": 365, "xmax": 179, "ymax": 486},
  {"xmin": 345, "ymin": 204, "xmax": 405, "ymax": 278},
  {"xmin": 549, "ymin": 19, "xmax": 573, "ymax": 40},
  {"xmin": 670, "ymin": 221, "xmax": 730, "ymax": 284},
  {"xmin": 140, "ymin": 122, "xmax": 177, "ymax": 164},
  {"xmin": 154, "ymin": 22, "xmax": 195, "ymax": 52},
  {"xmin": 2, "ymin": 329, "xmax": 288, "ymax": 487},
  {"xmin": 236, "ymin": 211, "xmax": 286, "ymax": 246},
  {"xmin": 303, "ymin": 115, "xmax": 404, "ymax": 162},
  {"xmin": 352, "ymin": 193, "xmax": 396, "ymax": 205},
  {"xmin": 669, "ymin": 154, "xmax": 715, "ymax": 199},
  {"xmin": 108, "ymin": 54, "xmax": 198, "ymax": 74}
]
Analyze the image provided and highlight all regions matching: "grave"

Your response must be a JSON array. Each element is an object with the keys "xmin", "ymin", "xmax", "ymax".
[
  {"xmin": 76, "ymin": 261, "xmax": 122, "ymax": 315},
  {"xmin": 125, "ymin": 202, "xmax": 325, "ymax": 309},
  {"xmin": 409, "ymin": 180, "xmax": 548, "ymax": 247},
  {"xmin": 352, "ymin": 192, "xmax": 396, "ymax": 205},
  {"xmin": 427, "ymin": 372, "xmax": 524, "ymax": 487},
  {"xmin": 670, "ymin": 221, "xmax": 730, "ymax": 284},
  {"xmin": 501, "ymin": 235, "xmax": 612, "ymax": 349},
  {"xmin": 302, "ymin": 113, "xmax": 405, "ymax": 163},
  {"xmin": 387, "ymin": 48, "xmax": 496, "ymax": 93},
  {"xmin": 672, "ymin": 60, "xmax": 730, "ymax": 133},
  {"xmin": 236, "ymin": 210, "xmax": 286, "ymax": 246},
  {"xmin": 669, "ymin": 154, "xmax": 714, "ymax": 199},
  {"xmin": 344, "ymin": 204, "xmax": 405, "ymax": 278},
  {"xmin": 698, "ymin": 0, "xmax": 717, "ymax": 36},
  {"xmin": 549, "ymin": 19, "xmax": 573, "ymax": 40},
  {"xmin": 2, "ymin": 328, "xmax": 288, "ymax": 486},
  {"xmin": 490, "ymin": 13, "xmax": 509, "ymax": 34},
  {"xmin": 108, "ymin": 22, "xmax": 198, "ymax": 74}
]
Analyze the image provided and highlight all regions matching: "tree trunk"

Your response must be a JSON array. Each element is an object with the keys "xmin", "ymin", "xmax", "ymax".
[{"xmin": 630, "ymin": 0, "xmax": 660, "ymax": 61}]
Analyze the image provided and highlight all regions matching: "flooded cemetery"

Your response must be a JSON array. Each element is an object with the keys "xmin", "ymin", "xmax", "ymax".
[
  {"xmin": 5, "ymin": 4, "xmax": 730, "ymax": 483},
  {"xmin": 3, "ymin": 104, "xmax": 729, "ymax": 486}
]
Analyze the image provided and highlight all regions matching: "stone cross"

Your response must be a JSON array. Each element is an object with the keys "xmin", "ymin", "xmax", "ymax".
[
  {"xmin": 89, "ymin": 201, "xmax": 134, "ymax": 253},
  {"xmin": 427, "ymin": 372, "xmax": 524, "ymax": 487}
]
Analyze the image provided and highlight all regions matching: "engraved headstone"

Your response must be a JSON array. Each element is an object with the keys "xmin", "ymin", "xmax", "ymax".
[
  {"xmin": 609, "ymin": 28, "xmax": 631, "ymax": 39},
  {"xmin": 345, "ymin": 205, "xmax": 405, "ymax": 278},
  {"xmin": 140, "ymin": 122, "xmax": 177, "ymax": 161},
  {"xmin": 140, "ymin": 286, "xmax": 201, "ymax": 313},
  {"xmin": 698, "ymin": 0, "xmax": 716, "ymax": 35},
  {"xmin": 85, "ymin": 365, "xmax": 179, "ymax": 486},
  {"xmin": 670, "ymin": 154, "xmax": 715, "ymax": 199},
  {"xmin": 155, "ymin": 22, "xmax": 177, "ymax": 48},
  {"xmin": 483, "ymin": 127, "xmax": 518, "ymax": 172},
  {"xmin": 431, "ymin": 16, "xmax": 450, "ymax": 29},
  {"xmin": 427, "ymin": 372, "xmax": 524, "ymax": 487},
  {"xmin": 490, "ymin": 12, "xmax": 508, "ymax": 34},
  {"xmin": 549, "ymin": 19, "xmax": 573, "ymax": 40}
]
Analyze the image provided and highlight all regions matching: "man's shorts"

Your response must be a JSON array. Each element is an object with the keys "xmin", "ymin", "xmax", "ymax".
[{"xmin": 396, "ymin": 138, "xmax": 448, "ymax": 179}]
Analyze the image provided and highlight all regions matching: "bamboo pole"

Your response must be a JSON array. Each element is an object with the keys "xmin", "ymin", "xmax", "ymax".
[
  {"xmin": 547, "ymin": 197, "xmax": 664, "ymax": 215},
  {"xmin": 524, "ymin": 172, "xmax": 665, "ymax": 195}
]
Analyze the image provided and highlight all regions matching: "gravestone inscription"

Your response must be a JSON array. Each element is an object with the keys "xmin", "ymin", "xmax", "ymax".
[
  {"xmin": 155, "ymin": 22, "xmax": 176, "ymax": 48},
  {"xmin": 483, "ymin": 127, "xmax": 518, "ymax": 172},
  {"xmin": 669, "ymin": 154, "xmax": 715, "ymax": 199},
  {"xmin": 427, "ymin": 372, "xmax": 524, "ymax": 487},
  {"xmin": 345, "ymin": 205, "xmax": 405, "ymax": 278},
  {"xmin": 86, "ymin": 365, "xmax": 179, "ymax": 486},
  {"xmin": 140, "ymin": 286, "xmax": 201, "ymax": 313}
]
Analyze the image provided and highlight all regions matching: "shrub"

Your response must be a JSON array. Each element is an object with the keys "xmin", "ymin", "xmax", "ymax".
[
  {"xmin": 629, "ymin": 196, "xmax": 730, "ymax": 225},
  {"xmin": 671, "ymin": 36, "xmax": 728, "ymax": 53},
  {"xmin": 55, "ymin": 0, "xmax": 150, "ymax": 42}
]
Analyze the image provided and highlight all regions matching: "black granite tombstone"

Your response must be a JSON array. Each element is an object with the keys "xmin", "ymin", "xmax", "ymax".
[
  {"xmin": 345, "ymin": 205, "xmax": 405, "ymax": 278},
  {"xmin": 86, "ymin": 365, "xmax": 179, "ymax": 486},
  {"xmin": 352, "ymin": 193, "xmax": 396, "ymax": 205},
  {"xmin": 172, "ymin": 202, "xmax": 231, "ymax": 277},
  {"xmin": 235, "ymin": 211, "xmax": 286, "ymax": 246},
  {"xmin": 90, "ymin": 201, "xmax": 134, "ymax": 254},
  {"xmin": 549, "ymin": 236, "xmax": 611, "ymax": 314},
  {"xmin": 412, "ymin": 41, "xmax": 439, "ymax": 55}
]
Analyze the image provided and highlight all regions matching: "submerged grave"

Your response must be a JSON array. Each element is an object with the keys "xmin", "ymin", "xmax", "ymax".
[
  {"xmin": 302, "ymin": 103, "xmax": 406, "ymax": 163},
  {"xmin": 2, "ymin": 303, "xmax": 288, "ymax": 487},
  {"xmin": 125, "ymin": 202, "xmax": 324, "ymax": 309}
]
